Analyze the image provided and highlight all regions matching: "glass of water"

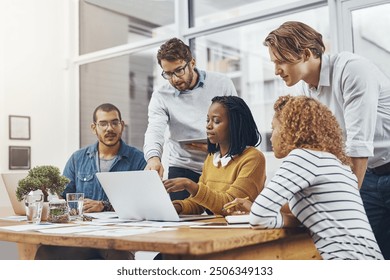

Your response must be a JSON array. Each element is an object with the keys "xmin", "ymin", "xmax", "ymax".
[
  {"xmin": 66, "ymin": 193, "xmax": 84, "ymax": 220},
  {"xmin": 25, "ymin": 193, "xmax": 43, "ymax": 224}
]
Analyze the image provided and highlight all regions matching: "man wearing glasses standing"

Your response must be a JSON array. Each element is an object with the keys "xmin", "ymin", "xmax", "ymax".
[{"xmin": 144, "ymin": 38, "xmax": 237, "ymax": 201}]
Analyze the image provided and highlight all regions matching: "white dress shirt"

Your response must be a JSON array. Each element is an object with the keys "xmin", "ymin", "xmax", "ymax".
[{"xmin": 301, "ymin": 52, "xmax": 390, "ymax": 168}]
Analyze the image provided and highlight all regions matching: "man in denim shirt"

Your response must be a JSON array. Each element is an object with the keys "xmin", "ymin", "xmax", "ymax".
[
  {"xmin": 62, "ymin": 103, "xmax": 146, "ymax": 212},
  {"xmin": 35, "ymin": 103, "xmax": 146, "ymax": 260}
]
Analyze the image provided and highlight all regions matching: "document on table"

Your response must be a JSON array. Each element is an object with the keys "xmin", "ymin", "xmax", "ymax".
[
  {"xmin": 116, "ymin": 220, "xmax": 203, "ymax": 228},
  {"xmin": 82, "ymin": 218, "xmax": 203, "ymax": 227},
  {"xmin": 190, "ymin": 222, "xmax": 251, "ymax": 229},
  {"xmin": 36, "ymin": 225, "xmax": 113, "ymax": 234},
  {"xmin": 0, "ymin": 223, "xmax": 76, "ymax": 232},
  {"xmin": 80, "ymin": 218, "xmax": 141, "ymax": 226},
  {"xmin": 0, "ymin": 216, "xmax": 27, "ymax": 222},
  {"xmin": 77, "ymin": 227, "xmax": 175, "ymax": 237}
]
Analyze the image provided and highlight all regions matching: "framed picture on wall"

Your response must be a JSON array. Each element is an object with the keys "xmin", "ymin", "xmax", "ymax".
[
  {"xmin": 9, "ymin": 146, "xmax": 31, "ymax": 170},
  {"xmin": 9, "ymin": 115, "xmax": 31, "ymax": 140}
]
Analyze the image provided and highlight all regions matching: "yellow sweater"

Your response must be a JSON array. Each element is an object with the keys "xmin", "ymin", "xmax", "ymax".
[{"xmin": 175, "ymin": 147, "xmax": 266, "ymax": 215}]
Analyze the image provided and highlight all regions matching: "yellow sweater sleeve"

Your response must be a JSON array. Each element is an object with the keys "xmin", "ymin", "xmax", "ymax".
[{"xmin": 176, "ymin": 147, "xmax": 266, "ymax": 215}]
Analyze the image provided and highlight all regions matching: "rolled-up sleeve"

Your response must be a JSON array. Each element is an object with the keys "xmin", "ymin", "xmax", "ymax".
[{"xmin": 341, "ymin": 59, "xmax": 379, "ymax": 157}]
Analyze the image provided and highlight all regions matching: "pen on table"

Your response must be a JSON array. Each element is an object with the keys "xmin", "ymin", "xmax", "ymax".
[{"xmin": 222, "ymin": 196, "xmax": 250, "ymax": 211}]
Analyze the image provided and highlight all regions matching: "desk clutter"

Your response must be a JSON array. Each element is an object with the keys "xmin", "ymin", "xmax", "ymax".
[
  {"xmin": 0, "ymin": 213, "xmax": 320, "ymax": 260},
  {"xmin": 0, "ymin": 211, "xmax": 216, "ymax": 236},
  {"xmin": 0, "ymin": 212, "xmax": 252, "ymax": 232}
]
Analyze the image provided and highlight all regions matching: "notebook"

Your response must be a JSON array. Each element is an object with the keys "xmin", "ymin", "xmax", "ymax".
[
  {"xmin": 190, "ymin": 215, "xmax": 251, "ymax": 228},
  {"xmin": 1, "ymin": 172, "xmax": 28, "ymax": 215},
  {"xmin": 96, "ymin": 170, "xmax": 215, "ymax": 222},
  {"xmin": 225, "ymin": 214, "xmax": 250, "ymax": 224}
]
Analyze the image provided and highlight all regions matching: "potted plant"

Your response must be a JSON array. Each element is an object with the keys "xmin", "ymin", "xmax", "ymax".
[{"xmin": 16, "ymin": 165, "xmax": 70, "ymax": 203}]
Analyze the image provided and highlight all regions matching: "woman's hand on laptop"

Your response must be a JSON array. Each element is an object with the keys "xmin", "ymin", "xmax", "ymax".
[
  {"xmin": 172, "ymin": 202, "xmax": 183, "ymax": 214},
  {"xmin": 163, "ymin": 178, "xmax": 199, "ymax": 196}
]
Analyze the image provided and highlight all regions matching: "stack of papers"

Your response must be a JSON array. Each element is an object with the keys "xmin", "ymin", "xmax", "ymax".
[
  {"xmin": 190, "ymin": 215, "xmax": 251, "ymax": 229},
  {"xmin": 190, "ymin": 223, "xmax": 251, "ymax": 229},
  {"xmin": 225, "ymin": 214, "xmax": 250, "ymax": 224}
]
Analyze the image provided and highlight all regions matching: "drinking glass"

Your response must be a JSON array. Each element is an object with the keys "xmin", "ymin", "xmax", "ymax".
[
  {"xmin": 66, "ymin": 193, "xmax": 84, "ymax": 220},
  {"xmin": 25, "ymin": 193, "xmax": 43, "ymax": 224}
]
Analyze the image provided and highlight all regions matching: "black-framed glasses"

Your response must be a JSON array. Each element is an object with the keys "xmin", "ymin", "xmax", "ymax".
[
  {"xmin": 95, "ymin": 120, "xmax": 122, "ymax": 129},
  {"xmin": 161, "ymin": 61, "xmax": 190, "ymax": 80}
]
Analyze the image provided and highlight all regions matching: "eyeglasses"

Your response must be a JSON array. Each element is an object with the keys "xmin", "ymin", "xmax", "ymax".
[
  {"xmin": 161, "ymin": 61, "xmax": 190, "ymax": 80},
  {"xmin": 95, "ymin": 120, "xmax": 122, "ymax": 129}
]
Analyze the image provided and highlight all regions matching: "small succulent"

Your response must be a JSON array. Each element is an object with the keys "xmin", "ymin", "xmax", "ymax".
[{"xmin": 16, "ymin": 165, "xmax": 70, "ymax": 202}]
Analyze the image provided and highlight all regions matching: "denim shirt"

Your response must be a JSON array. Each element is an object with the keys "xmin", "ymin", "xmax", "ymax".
[{"xmin": 62, "ymin": 140, "xmax": 146, "ymax": 201}]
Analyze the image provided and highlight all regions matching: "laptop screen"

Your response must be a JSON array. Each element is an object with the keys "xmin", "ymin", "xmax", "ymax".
[
  {"xmin": 2, "ymin": 172, "xmax": 28, "ymax": 215},
  {"xmin": 96, "ymin": 170, "xmax": 213, "ymax": 222}
]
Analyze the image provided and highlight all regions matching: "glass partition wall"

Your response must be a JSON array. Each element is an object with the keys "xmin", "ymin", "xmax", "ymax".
[
  {"xmin": 78, "ymin": 0, "xmax": 331, "ymax": 155},
  {"xmin": 191, "ymin": 6, "xmax": 329, "ymax": 152},
  {"xmin": 350, "ymin": 2, "xmax": 390, "ymax": 78},
  {"xmin": 79, "ymin": 0, "xmax": 175, "ymax": 55},
  {"xmin": 79, "ymin": 49, "xmax": 158, "ymax": 149}
]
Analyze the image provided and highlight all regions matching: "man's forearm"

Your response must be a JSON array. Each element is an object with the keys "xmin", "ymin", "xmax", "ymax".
[{"xmin": 351, "ymin": 157, "xmax": 368, "ymax": 188}]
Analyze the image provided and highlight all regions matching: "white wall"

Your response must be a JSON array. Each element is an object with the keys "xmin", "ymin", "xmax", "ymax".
[
  {"xmin": 0, "ymin": 0, "xmax": 76, "ymax": 260},
  {"xmin": 0, "ymin": 1, "xmax": 76, "ymax": 209}
]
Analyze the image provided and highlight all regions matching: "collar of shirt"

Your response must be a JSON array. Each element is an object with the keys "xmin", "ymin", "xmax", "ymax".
[
  {"xmin": 174, "ymin": 68, "xmax": 206, "ymax": 96},
  {"xmin": 212, "ymin": 151, "xmax": 233, "ymax": 167},
  {"xmin": 310, "ymin": 54, "xmax": 331, "ymax": 92},
  {"xmin": 86, "ymin": 139, "xmax": 128, "ymax": 160}
]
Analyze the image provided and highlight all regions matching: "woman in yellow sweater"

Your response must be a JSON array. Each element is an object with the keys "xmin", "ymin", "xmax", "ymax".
[{"xmin": 163, "ymin": 95, "xmax": 266, "ymax": 215}]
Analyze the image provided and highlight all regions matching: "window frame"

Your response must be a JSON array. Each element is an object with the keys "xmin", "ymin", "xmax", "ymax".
[
  {"xmin": 334, "ymin": 0, "xmax": 390, "ymax": 52},
  {"xmin": 71, "ymin": 0, "xmax": 337, "ymax": 147}
]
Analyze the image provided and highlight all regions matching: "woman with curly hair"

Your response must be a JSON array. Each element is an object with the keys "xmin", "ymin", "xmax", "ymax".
[{"xmin": 224, "ymin": 95, "xmax": 383, "ymax": 260}]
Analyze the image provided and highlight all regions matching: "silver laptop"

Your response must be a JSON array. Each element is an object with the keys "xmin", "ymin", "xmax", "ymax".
[
  {"xmin": 96, "ymin": 170, "xmax": 214, "ymax": 222},
  {"xmin": 2, "ymin": 172, "xmax": 28, "ymax": 215}
]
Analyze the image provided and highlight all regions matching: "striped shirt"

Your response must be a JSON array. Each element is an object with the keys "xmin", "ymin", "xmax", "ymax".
[{"xmin": 249, "ymin": 149, "xmax": 383, "ymax": 260}]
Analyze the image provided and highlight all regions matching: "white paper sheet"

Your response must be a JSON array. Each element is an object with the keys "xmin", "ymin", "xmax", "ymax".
[
  {"xmin": 0, "ymin": 223, "xmax": 76, "ymax": 232},
  {"xmin": 116, "ymin": 220, "xmax": 203, "ymax": 228},
  {"xmin": 76, "ymin": 227, "xmax": 174, "ymax": 237},
  {"xmin": 36, "ymin": 225, "xmax": 115, "ymax": 234},
  {"xmin": 0, "ymin": 216, "xmax": 27, "ymax": 222},
  {"xmin": 190, "ymin": 223, "xmax": 251, "ymax": 229}
]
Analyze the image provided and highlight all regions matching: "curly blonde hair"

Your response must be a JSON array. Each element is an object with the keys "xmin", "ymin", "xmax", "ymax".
[{"xmin": 274, "ymin": 95, "xmax": 351, "ymax": 166}]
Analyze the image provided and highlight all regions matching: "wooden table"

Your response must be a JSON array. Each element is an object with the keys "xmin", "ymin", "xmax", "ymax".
[{"xmin": 0, "ymin": 219, "xmax": 321, "ymax": 260}]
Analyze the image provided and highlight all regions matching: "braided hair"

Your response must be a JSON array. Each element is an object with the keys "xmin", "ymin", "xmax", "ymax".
[{"xmin": 208, "ymin": 96, "xmax": 262, "ymax": 157}]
